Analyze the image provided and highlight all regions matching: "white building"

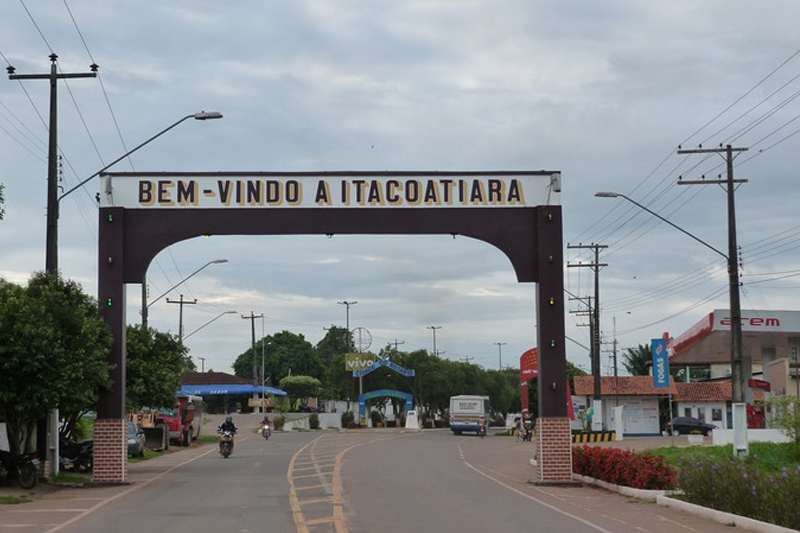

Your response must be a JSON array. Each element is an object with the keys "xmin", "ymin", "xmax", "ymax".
[{"xmin": 573, "ymin": 376, "xmax": 674, "ymax": 436}]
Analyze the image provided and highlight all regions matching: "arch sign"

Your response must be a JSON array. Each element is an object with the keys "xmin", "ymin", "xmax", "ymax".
[
  {"xmin": 95, "ymin": 170, "xmax": 570, "ymax": 484},
  {"xmin": 359, "ymin": 389, "xmax": 414, "ymax": 422}
]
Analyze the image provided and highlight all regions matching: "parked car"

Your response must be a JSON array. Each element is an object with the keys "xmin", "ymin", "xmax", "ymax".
[
  {"xmin": 666, "ymin": 416, "xmax": 717, "ymax": 436},
  {"xmin": 127, "ymin": 421, "xmax": 146, "ymax": 457}
]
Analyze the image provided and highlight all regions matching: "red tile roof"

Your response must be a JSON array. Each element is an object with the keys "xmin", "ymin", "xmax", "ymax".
[
  {"xmin": 573, "ymin": 375, "xmax": 677, "ymax": 396},
  {"xmin": 673, "ymin": 381, "xmax": 764, "ymax": 402},
  {"xmin": 180, "ymin": 371, "xmax": 251, "ymax": 386}
]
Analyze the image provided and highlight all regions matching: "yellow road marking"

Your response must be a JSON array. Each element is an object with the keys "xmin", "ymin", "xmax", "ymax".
[{"xmin": 305, "ymin": 516, "xmax": 335, "ymax": 526}]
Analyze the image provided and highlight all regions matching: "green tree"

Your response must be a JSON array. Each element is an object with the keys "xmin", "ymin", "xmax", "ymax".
[
  {"xmin": 622, "ymin": 344, "xmax": 652, "ymax": 376},
  {"xmin": 126, "ymin": 325, "xmax": 191, "ymax": 411},
  {"xmin": 767, "ymin": 395, "xmax": 800, "ymax": 444},
  {"xmin": 315, "ymin": 326, "xmax": 349, "ymax": 364},
  {"xmin": 0, "ymin": 273, "xmax": 112, "ymax": 454},
  {"xmin": 279, "ymin": 375, "xmax": 322, "ymax": 410},
  {"xmin": 234, "ymin": 330, "xmax": 321, "ymax": 385}
]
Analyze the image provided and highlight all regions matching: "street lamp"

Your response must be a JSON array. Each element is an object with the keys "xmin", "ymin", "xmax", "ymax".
[
  {"xmin": 427, "ymin": 326, "xmax": 443, "ymax": 356},
  {"xmin": 57, "ymin": 111, "xmax": 223, "ymax": 272},
  {"xmin": 142, "ymin": 258, "xmax": 228, "ymax": 329},
  {"xmin": 494, "ymin": 342, "xmax": 507, "ymax": 370},
  {"xmin": 595, "ymin": 190, "xmax": 748, "ymax": 455},
  {"xmin": 338, "ymin": 301, "xmax": 358, "ymax": 350},
  {"xmin": 182, "ymin": 310, "xmax": 237, "ymax": 341}
]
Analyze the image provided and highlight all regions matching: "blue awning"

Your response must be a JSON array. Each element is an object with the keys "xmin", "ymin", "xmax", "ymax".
[{"xmin": 178, "ymin": 384, "xmax": 287, "ymax": 396}]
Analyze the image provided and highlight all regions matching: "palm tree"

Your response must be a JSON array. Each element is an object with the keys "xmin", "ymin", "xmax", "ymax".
[{"xmin": 622, "ymin": 344, "xmax": 651, "ymax": 376}]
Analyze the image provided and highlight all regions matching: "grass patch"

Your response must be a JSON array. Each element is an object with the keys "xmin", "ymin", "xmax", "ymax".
[
  {"xmin": 640, "ymin": 441, "xmax": 800, "ymax": 529},
  {"xmin": 128, "ymin": 449, "xmax": 164, "ymax": 463},
  {"xmin": 643, "ymin": 441, "xmax": 800, "ymax": 473},
  {"xmin": 0, "ymin": 496, "xmax": 31, "ymax": 504},
  {"xmin": 196, "ymin": 434, "xmax": 219, "ymax": 444},
  {"xmin": 54, "ymin": 472, "xmax": 90, "ymax": 484}
]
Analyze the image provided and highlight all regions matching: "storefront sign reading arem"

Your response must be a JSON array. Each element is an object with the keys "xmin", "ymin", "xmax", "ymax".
[{"xmin": 100, "ymin": 172, "xmax": 561, "ymax": 209}]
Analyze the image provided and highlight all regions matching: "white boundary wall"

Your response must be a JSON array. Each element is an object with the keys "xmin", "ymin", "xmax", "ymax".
[{"xmin": 712, "ymin": 428, "xmax": 791, "ymax": 445}]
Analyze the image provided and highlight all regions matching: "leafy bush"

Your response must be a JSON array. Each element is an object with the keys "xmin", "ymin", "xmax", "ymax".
[
  {"xmin": 572, "ymin": 445, "xmax": 677, "ymax": 490},
  {"xmin": 767, "ymin": 395, "xmax": 800, "ymax": 445},
  {"xmin": 433, "ymin": 419, "xmax": 445, "ymax": 428},
  {"xmin": 273, "ymin": 415, "xmax": 286, "ymax": 431},
  {"xmin": 341, "ymin": 411, "xmax": 355, "ymax": 428},
  {"xmin": 370, "ymin": 410, "xmax": 383, "ymax": 427},
  {"xmin": 422, "ymin": 419, "xmax": 433, "ymax": 429},
  {"xmin": 309, "ymin": 413, "xmax": 319, "ymax": 430},
  {"xmin": 677, "ymin": 456, "xmax": 800, "ymax": 530}
]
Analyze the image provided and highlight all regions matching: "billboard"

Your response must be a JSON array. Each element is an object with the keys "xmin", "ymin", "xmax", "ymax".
[
  {"xmin": 651, "ymin": 338, "xmax": 670, "ymax": 388},
  {"xmin": 345, "ymin": 353, "xmax": 376, "ymax": 372}
]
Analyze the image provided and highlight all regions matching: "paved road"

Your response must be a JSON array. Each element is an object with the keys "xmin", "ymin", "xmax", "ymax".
[{"xmin": 0, "ymin": 423, "xmax": 748, "ymax": 533}]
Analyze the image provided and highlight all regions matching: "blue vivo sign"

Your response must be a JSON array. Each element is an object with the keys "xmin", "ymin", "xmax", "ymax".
[
  {"xmin": 353, "ymin": 358, "xmax": 415, "ymax": 378},
  {"xmin": 651, "ymin": 338, "xmax": 670, "ymax": 388}
]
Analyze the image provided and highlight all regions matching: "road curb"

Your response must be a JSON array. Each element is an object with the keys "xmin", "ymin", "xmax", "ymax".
[{"xmin": 656, "ymin": 495, "xmax": 798, "ymax": 533}]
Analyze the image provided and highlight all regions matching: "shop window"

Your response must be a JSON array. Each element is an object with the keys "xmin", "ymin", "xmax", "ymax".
[
  {"xmin": 698, "ymin": 410, "xmax": 706, "ymax": 422},
  {"xmin": 712, "ymin": 408, "xmax": 723, "ymax": 422},
  {"xmin": 684, "ymin": 408, "xmax": 692, "ymax": 417}
]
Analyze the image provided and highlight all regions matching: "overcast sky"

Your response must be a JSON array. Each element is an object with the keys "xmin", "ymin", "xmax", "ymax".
[{"xmin": 2, "ymin": 1, "xmax": 800, "ymax": 375}]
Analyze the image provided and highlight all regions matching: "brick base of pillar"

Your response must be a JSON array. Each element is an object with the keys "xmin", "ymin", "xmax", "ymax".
[
  {"xmin": 92, "ymin": 418, "xmax": 127, "ymax": 483},
  {"xmin": 535, "ymin": 417, "xmax": 575, "ymax": 484}
]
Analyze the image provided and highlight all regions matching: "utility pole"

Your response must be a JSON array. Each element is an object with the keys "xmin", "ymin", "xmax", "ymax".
[
  {"xmin": 198, "ymin": 357, "xmax": 206, "ymax": 373},
  {"xmin": 611, "ymin": 315, "xmax": 619, "ymax": 378},
  {"xmin": 427, "ymin": 326, "xmax": 443, "ymax": 356},
  {"xmin": 568, "ymin": 243, "xmax": 608, "ymax": 430},
  {"xmin": 569, "ymin": 294, "xmax": 594, "ymax": 373},
  {"xmin": 167, "ymin": 294, "xmax": 197, "ymax": 343},
  {"xmin": 7, "ymin": 54, "xmax": 97, "ymax": 273},
  {"xmin": 391, "ymin": 339, "xmax": 405, "ymax": 359},
  {"xmin": 461, "ymin": 356, "xmax": 474, "ymax": 364},
  {"xmin": 677, "ymin": 145, "xmax": 749, "ymax": 404},
  {"xmin": 241, "ymin": 312, "xmax": 264, "ymax": 387},
  {"xmin": 8, "ymin": 55, "xmax": 97, "ymax": 481},
  {"xmin": 493, "ymin": 342, "xmax": 507, "ymax": 370},
  {"xmin": 568, "ymin": 244, "xmax": 607, "ymax": 398}
]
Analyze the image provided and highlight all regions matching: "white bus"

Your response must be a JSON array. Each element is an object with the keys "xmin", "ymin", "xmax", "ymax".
[{"xmin": 449, "ymin": 395, "xmax": 491, "ymax": 435}]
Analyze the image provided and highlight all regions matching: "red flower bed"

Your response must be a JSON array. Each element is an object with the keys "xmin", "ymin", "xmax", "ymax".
[{"xmin": 572, "ymin": 445, "xmax": 677, "ymax": 490}]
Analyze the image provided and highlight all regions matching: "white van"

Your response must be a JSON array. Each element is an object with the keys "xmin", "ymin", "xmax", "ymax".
[{"xmin": 449, "ymin": 395, "xmax": 491, "ymax": 435}]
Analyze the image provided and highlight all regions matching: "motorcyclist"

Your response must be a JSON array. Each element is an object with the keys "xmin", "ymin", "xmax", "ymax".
[
  {"xmin": 261, "ymin": 415, "xmax": 271, "ymax": 438},
  {"xmin": 217, "ymin": 416, "xmax": 238, "ymax": 453}
]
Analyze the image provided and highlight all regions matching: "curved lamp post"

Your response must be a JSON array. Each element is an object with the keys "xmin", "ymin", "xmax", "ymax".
[
  {"xmin": 55, "ymin": 111, "xmax": 223, "ymax": 272},
  {"xmin": 183, "ymin": 310, "xmax": 237, "ymax": 341},
  {"xmin": 595, "ymin": 190, "xmax": 747, "ymax": 456},
  {"xmin": 142, "ymin": 258, "xmax": 228, "ymax": 328}
]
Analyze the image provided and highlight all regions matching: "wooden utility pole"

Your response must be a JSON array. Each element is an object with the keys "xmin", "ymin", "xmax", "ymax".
[
  {"xmin": 567, "ymin": 243, "xmax": 607, "ymax": 403},
  {"xmin": 677, "ymin": 144, "xmax": 750, "ymax": 405},
  {"xmin": 167, "ymin": 294, "xmax": 197, "ymax": 343},
  {"xmin": 7, "ymin": 54, "xmax": 97, "ymax": 273},
  {"xmin": 241, "ymin": 312, "xmax": 264, "ymax": 386}
]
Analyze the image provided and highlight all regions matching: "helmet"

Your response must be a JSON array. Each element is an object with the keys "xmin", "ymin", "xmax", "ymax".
[{"xmin": 225, "ymin": 416, "xmax": 232, "ymax": 423}]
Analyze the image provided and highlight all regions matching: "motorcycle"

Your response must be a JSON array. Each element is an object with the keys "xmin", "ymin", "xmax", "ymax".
[
  {"xmin": 261, "ymin": 422, "xmax": 271, "ymax": 440},
  {"xmin": 219, "ymin": 430, "xmax": 235, "ymax": 458},
  {"xmin": 0, "ymin": 450, "xmax": 39, "ymax": 489},
  {"xmin": 59, "ymin": 439, "xmax": 94, "ymax": 473}
]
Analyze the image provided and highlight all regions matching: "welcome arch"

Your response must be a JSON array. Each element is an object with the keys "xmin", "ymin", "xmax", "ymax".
[
  {"xmin": 358, "ymin": 389, "xmax": 414, "ymax": 423},
  {"xmin": 95, "ymin": 171, "xmax": 569, "ymax": 483}
]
